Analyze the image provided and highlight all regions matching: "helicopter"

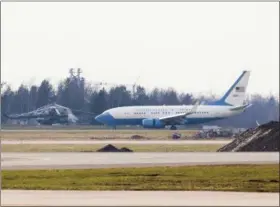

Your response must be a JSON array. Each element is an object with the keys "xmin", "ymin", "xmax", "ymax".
[{"xmin": 4, "ymin": 103, "xmax": 79, "ymax": 125}]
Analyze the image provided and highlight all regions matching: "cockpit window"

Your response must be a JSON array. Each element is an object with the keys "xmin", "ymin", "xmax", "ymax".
[{"xmin": 102, "ymin": 110, "xmax": 110, "ymax": 114}]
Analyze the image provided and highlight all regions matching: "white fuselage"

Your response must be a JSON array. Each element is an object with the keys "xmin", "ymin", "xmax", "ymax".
[
  {"xmin": 95, "ymin": 105, "xmax": 243, "ymax": 127},
  {"xmin": 109, "ymin": 105, "xmax": 235, "ymax": 119}
]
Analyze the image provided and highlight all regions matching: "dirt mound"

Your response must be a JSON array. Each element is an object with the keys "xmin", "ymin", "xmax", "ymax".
[
  {"xmin": 218, "ymin": 121, "xmax": 279, "ymax": 152},
  {"xmin": 119, "ymin": 147, "xmax": 133, "ymax": 152},
  {"xmin": 96, "ymin": 144, "xmax": 133, "ymax": 152},
  {"xmin": 131, "ymin": 135, "xmax": 145, "ymax": 140},
  {"xmin": 96, "ymin": 144, "xmax": 120, "ymax": 152}
]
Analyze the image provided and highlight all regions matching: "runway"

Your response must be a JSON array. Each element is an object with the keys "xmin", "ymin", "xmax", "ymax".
[
  {"xmin": 2, "ymin": 152, "xmax": 279, "ymax": 170},
  {"xmin": 2, "ymin": 152, "xmax": 279, "ymax": 206},
  {"xmin": 1, "ymin": 190, "xmax": 279, "ymax": 206},
  {"xmin": 1, "ymin": 140, "xmax": 231, "ymax": 145}
]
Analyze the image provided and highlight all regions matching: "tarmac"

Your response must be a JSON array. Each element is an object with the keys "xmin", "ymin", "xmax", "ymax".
[
  {"xmin": 1, "ymin": 190, "xmax": 279, "ymax": 206},
  {"xmin": 1, "ymin": 140, "xmax": 231, "ymax": 145},
  {"xmin": 2, "ymin": 152, "xmax": 279, "ymax": 170},
  {"xmin": 2, "ymin": 141, "xmax": 279, "ymax": 206}
]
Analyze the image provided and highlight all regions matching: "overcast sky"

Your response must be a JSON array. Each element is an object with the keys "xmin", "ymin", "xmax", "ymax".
[{"xmin": 1, "ymin": 2, "xmax": 279, "ymax": 97}]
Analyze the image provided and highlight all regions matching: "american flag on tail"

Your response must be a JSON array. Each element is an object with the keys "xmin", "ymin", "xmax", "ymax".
[{"xmin": 235, "ymin": 86, "xmax": 245, "ymax": 92}]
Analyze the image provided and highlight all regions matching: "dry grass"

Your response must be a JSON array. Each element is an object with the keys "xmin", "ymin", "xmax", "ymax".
[
  {"xmin": 1, "ymin": 130, "xmax": 198, "ymax": 140},
  {"xmin": 2, "ymin": 164, "xmax": 279, "ymax": 192}
]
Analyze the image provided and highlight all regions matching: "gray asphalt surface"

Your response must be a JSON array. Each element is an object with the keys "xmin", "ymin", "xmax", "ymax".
[
  {"xmin": 1, "ymin": 140, "xmax": 231, "ymax": 145},
  {"xmin": 2, "ymin": 152, "xmax": 279, "ymax": 206},
  {"xmin": 2, "ymin": 152, "xmax": 279, "ymax": 170},
  {"xmin": 2, "ymin": 190, "xmax": 279, "ymax": 206}
]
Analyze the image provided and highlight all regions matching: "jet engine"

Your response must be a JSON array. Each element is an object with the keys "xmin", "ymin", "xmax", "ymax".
[{"xmin": 142, "ymin": 118, "xmax": 165, "ymax": 129}]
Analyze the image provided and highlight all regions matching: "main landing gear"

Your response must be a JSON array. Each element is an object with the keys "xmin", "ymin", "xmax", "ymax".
[{"xmin": 170, "ymin": 125, "xmax": 177, "ymax": 130}]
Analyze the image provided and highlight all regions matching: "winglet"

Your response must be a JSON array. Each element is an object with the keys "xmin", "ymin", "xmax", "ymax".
[
  {"xmin": 191, "ymin": 101, "xmax": 200, "ymax": 113},
  {"xmin": 185, "ymin": 101, "xmax": 200, "ymax": 116}
]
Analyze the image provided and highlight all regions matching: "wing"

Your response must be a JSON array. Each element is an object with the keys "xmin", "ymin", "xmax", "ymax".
[{"xmin": 159, "ymin": 101, "xmax": 200, "ymax": 125}]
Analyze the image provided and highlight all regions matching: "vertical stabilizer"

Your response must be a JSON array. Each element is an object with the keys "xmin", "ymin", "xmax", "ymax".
[{"xmin": 209, "ymin": 71, "xmax": 250, "ymax": 106}]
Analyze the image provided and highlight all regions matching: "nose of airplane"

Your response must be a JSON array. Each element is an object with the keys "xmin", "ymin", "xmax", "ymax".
[
  {"xmin": 94, "ymin": 112, "xmax": 114, "ymax": 125},
  {"xmin": 95, "ymin": 113, "xmax": 108, "ymax": 124},
  {"xmin": 95, "ymin": 114, "xmax": 103, "ymax": 123}
]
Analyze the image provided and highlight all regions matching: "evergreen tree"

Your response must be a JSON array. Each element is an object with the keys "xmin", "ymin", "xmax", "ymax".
[{"xmin": 36, "ymin": 79, "xmax": 55, "ymax": 108}]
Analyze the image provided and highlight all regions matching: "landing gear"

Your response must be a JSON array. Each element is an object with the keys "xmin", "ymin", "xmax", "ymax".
[{"xmin": 170, "ymin": 125, "xmax": 177, "ymax": 130}]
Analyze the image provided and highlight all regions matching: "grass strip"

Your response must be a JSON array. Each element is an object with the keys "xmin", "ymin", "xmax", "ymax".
[
  {"xmin": 1, "ymin": 144, "xmax": 222, "ymax": 152},
  {"xmin": 0, "ymin": 130, "xmax": 198, "ymax": 140},
  {"xmin": 2, "ymin": 164, "xmax": 279, "ymax": 192}
]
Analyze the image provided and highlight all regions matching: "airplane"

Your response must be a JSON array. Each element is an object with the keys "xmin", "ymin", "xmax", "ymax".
[{"xmin": 95, "ymin": 70, "xmax": 252, "ymax": 130}]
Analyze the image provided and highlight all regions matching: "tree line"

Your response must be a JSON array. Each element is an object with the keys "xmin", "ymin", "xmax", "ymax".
[{"xmin": 1, "ymin": 75, "xmax": 279, "ymax": 128}]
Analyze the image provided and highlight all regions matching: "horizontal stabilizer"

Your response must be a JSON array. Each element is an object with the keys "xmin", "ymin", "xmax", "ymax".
[{"xmin": 229, "ymin": 104, "xmax": 252, "ymax": 111}]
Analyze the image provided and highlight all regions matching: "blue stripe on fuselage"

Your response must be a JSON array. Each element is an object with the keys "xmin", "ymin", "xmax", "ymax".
[{"xmin": 95, "ymin": 112, "xmax": 223, "ymax": 126}]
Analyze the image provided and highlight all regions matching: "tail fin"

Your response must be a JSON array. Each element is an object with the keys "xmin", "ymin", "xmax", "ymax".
[{"xmin": 209, "ymin": 70, "xmax": 250, "ymax": 106}]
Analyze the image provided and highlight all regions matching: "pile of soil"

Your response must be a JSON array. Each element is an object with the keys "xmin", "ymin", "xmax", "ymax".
[
  {"xmin": 96, "ymin": 144, "xmax": 133, "ymax": 152},
  {"xmin": 131, "ymin": 135, "xmax": 145, "ymax": 140},
  {"xmin": 119, "ymin": 147, "xmax": 133, "ymax": 152},
  {"xmin": 218, "ymin": 121, "xmax": 279, "ymax": 152}
]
